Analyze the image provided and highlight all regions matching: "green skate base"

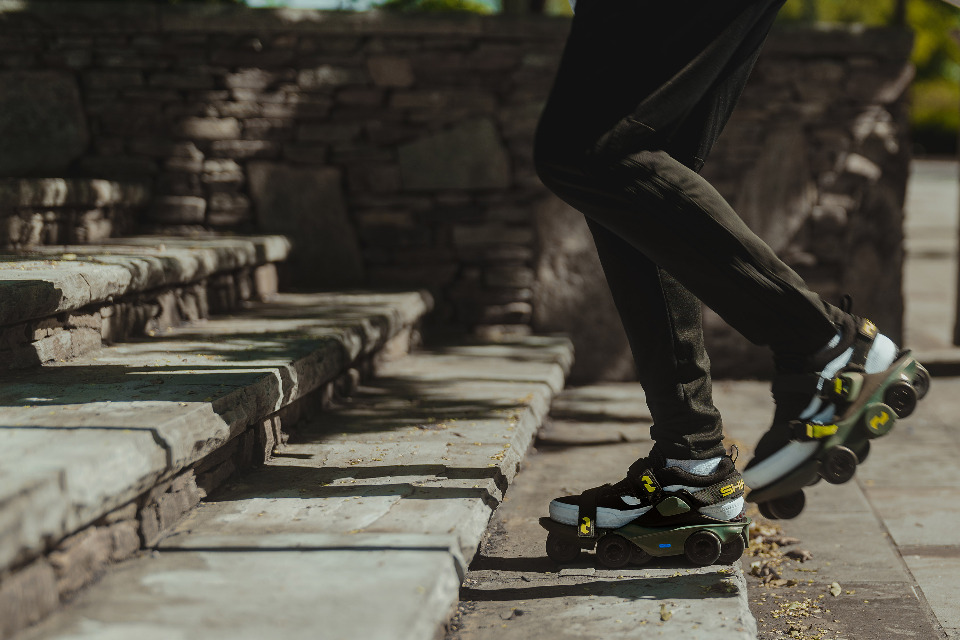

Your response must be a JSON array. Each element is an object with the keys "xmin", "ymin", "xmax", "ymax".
[
  {"xmin": 747, "ymin": 353, "xmax": 926, "ymax": 509},
  {"xmin": 540, "ymin": 516, "xmax": 751, "ymax": 560}
]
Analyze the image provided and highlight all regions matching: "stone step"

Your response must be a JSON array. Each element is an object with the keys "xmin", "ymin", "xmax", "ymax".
[
  {"xmin": 13, "ymin": 336, "xmax": 574, "ymax": 640},
  {"xmin": 0, "ymin": 235, "xmax": 291, "ymax": 369},
  {"xmin": 0, "ymin": 290, "xmax": 432, "ymax": 639}
]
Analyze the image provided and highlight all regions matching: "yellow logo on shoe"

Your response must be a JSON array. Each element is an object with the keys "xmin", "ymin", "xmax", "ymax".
[
  {"xmin": 861, "ymin": 319, "xmax": 878, "ymax": 338},
  {"xmin": 642, "ymin": 474, "xmax": 656, "ymax": 493},
  {"xmin": 579, "ymin": 516, "xmax": 592, "ymax": 535},
  {"xmin": 720, "ymin": 479, "xmax": 745, "ymax": 497},
  {"xmin": 870, "ymin": 411, "xmax": 890, "ymax": 431}
]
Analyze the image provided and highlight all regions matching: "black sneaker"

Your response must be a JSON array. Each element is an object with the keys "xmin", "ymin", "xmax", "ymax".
[{"xmin": 548, "ymin": 449, "xmax": 746, "ymax": 533}]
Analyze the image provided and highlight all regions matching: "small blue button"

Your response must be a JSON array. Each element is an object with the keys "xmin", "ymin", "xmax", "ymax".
[{"xmin": 658, "ymin": 543, "xmax": 671, "ymax": 548}]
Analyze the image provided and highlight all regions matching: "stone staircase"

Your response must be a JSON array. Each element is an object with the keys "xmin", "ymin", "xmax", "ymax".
[{"xmin": 0, "ymin": 230, "xmax": 575, "ymax": 639}]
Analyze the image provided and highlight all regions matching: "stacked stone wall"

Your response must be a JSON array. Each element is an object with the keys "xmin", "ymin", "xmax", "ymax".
[{"xmin": 0, "ymin": 4, "xmax": 914, "ymax": 379}]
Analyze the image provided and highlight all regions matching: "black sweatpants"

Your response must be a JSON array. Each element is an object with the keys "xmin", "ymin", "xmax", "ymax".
[{"xmin": 534, "ymin": 0, "xmax": 841, "ymax": 459}]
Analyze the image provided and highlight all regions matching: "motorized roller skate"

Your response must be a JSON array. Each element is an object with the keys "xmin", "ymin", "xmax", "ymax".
[
  {"xmin": 744, "ymin": 312, "xmax": 930, "ymax": 520},
  {"xmin": 544, "ymin": 450, "xmax": 751, "ymax": 567},
  {"xmin": 540, "ymin": 515, "xmax": 751, "ymax": 568}
]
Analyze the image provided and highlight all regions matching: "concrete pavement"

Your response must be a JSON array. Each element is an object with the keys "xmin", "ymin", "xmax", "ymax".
[{"xmin": 449, "ymin": 384, "xmax": 756, "ymax": 640}]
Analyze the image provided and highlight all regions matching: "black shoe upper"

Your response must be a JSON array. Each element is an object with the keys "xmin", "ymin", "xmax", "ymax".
[{"xmin": 554, "ymin": 449, "xmax": 745, "ymax": 530}]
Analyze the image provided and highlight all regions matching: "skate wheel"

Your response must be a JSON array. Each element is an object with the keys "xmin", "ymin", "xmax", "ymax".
[
  {"xmin": 862, "ymin": 403, "xmax": 896, "ymax": 438},
  {"xmin": 759, "ymin": 491, "xmax": 806, "ymax": 520},
  {"xmin": 851, "ymin": 440, "xmax": 870, "ymax": 464},
  {"xmin": 596, "ymin": 534, "xmax": 633, "ymax": 569},
  {"xmin": 884, "ymin": 381, "xmax": 918, "ymax": 418},
  {"xmin": 821, "ymin": 446, "xmax": 858, "ymax": 484},
  {"xmin": 913, "ymin": 365, "xmax": 930, "ymax": 401},
  {"xmin": 630, "ymin": 546, "xmax": 652, "ymax": 566},
  {"xmin": 717, "ymin": 535, "xmax": 746, "ymax": 565},
  {"xmin": 546, "ymin": 531, "xmax": 581, "ymax": 564},
  {"xmin": 684, "ymin": 530, "xmax": 722, "ymax": 566}
]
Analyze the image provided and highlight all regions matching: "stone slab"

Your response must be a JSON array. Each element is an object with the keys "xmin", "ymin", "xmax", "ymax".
[
  {"xmin": 902, "ymin": 556, "xmax": 960, "ymax": 632},
  {"xmin": 20, "ymin": 548, "xmax": 461, "ymax": 640},
  {"xmin": 0, "ymin": 428, "xmax": 167, "ymax": 573},
  {"xmin": 162, "ymin": 337, "xmax": 573, "ymax": 565},
  {"xmin": 17, "ymin": 335, "xmax": 572, "ymax": 640},
  {"xmin": 0, "ymin": 291, "xmax": 431, "ymax": 575},
  {"xmin": 0, "ymin": 236, "xmax": 292, "ymax": 327}
]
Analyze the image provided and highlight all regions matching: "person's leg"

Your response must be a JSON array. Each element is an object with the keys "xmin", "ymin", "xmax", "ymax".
[
  {"xmin": 540, "ymin": 0, "xmax": 799, "ymax": 531},
  {"xmin": 536, "ymin": 0, "xmax": 839, "ymax": 362},
  {"xmin": 537, "ymin": 0, "xmax": 929, "ymax": 528},
  {"xmin": 587, "ymin": 219, "xmax": 724, "ymax": 460}
]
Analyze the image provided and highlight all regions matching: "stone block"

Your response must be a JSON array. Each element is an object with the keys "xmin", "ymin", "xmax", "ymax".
[
  {"xmin": 139, "ymin": 504, "xmax": 161, "ymax": 547},
  {"xmin": 347, "ymin": 163, "xmax": 402, "ymax": 194},
  {"xmin": 399, "ymin": 119, "xmax": 510, "ymax": 190},
  {"xmin": 48, "ymin": 526, "xmax": 115, "ymax": 595},
  {"xmin": 176, "ymin": 117, "xmax": 241, "ymax": 140},
  {"xmin": 225, "ymin": 68, "xmax": 295, "ymax": 90},
  {"xmin": 107, "ymin": 520, "xmax": 141, "ymax": 561},
  {"xmin": 297, "ymin": 122, "xmax": 362, "ymax": 144},
  {"xmin": 83, "ymin": 69, "xmax": 144, "ymax": 90},
  {"xmin": 248, "ymin": 162, "xmax": 364, "ymax": 288},
  {"xmin": 367, "ymin": 56, "xmax": 415, "ymax": 88},
  {"xmin": 0, "ymin": 559, "xmax": 59, "ymax": 640},
  {"xmin": 210, "ymin": 140, "xmax": 280, "ymax": 160},
  {"xmin": 242, "ymin": 117, "xmax": 295, "ymax": 141},
  {"xmin": 210, "ymin": 49, "xmax": 296, "ymax": 68},
  {"xmin": 283, "ymin": 144, "xmax": 329, "ymax": 164},
  {"xmin": 485, "ymin": 266, "xmax": 534, "ymax": 289},
  {"xmin": 149, "ymin": 72, "xmax": 215, "ymax": 90},
  {"xmin": 202, "ymin": 159, "xmax": 245, "ymax": 185},
  {"xmin": 337, "ymin": 87, "xmax": 384, "ymax": 107},
  {"xmin": 130, "ymin": 139, "xmax": 204, "ymax": 159},
  {"xmin": 253, "ymin": 264, "xmax": 279, "ymax": 300},
  {"xmin": 0, "ymin": 71, "xmax": 89, "ymax": 176},
  {"xmin": 216, "ymin": 101, "xmax": 263, "ymax": 119},
  {"xmin": 297, "ymin": 65, "xmax": 367, "ymax": 89},
  {"xmin": 149, "ymin": 196, "xmax": 207, "ymax": 225}
]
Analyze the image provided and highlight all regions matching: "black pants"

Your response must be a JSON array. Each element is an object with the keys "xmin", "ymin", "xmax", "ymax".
[{"xmin": 534, "ymin": 0, "xmax": 841, "ymax": 459}]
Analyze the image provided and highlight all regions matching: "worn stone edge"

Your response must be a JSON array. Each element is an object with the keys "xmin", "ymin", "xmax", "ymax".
[
  {"xmin": 0, "ymin": 291, "xmax": 432, "ymax": 578},
  {"xmin": 0, "ymin": 235, "xmax": 292, "ymax": 327},
  {"xmin": 0, "ymin": 179, "xmax": 150, "ymax": 210}
]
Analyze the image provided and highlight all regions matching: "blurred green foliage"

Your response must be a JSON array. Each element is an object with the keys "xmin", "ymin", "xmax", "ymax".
[
  {"xmin": 779, "ymin": 0, "xmax": 960, "ymax": 153},
  {"xmin": 379, "ymin": 0, "xmax": 492, "ymax": 12}
]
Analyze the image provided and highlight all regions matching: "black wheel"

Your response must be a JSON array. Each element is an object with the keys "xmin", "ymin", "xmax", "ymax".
[
  {"xmin": 546, "ymin": 531, "xmax": 581, "ymax": 564},
  {"xmin": 596, "ymin": 534, "xmax": 633, "ymax": 569},
  {"xmin": 630, "ymin": 546, "xmax": 653, "ymax": 566},
  {"xmin": 764, "ymin": 491, "xmax": 806, "ymax": 520},
  {"xmin": 684, "ymin": 530, "xmax": 722, "ymax": 566},
  {"xmin": 884, "ymin": 381, "xmax": 918, "ymax": 418},
  {"xmin": 851, "ymin": 440, "xmax": 870, "ymax": 464},
  {"xmin": 913, "ymin": 365, "xmax": 931, "ymax": 401},
  {"xmin": 717, "ymin": 535, "xmax": 746, "ymax": 565},
  {"xmin": 758, "ymin": 501, "xmax": 777, "ymax": 519},
  {"xmin": 821, "ymin": 446, "xmax": 858, "ymax": 484}
]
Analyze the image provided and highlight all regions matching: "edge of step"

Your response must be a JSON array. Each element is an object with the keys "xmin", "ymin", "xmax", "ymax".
[
  {"xmin": 0, "ymin": 290, "xmax": 431, "ymax": 582},
  {"xmin": 0, "ymin": 235, "xmax": 292, "ymax": 327}
]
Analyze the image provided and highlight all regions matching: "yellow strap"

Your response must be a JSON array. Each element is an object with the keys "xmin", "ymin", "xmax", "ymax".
[{"xmin": 806, "ymin": 423, "xmax": 838, "ymax": 439}]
